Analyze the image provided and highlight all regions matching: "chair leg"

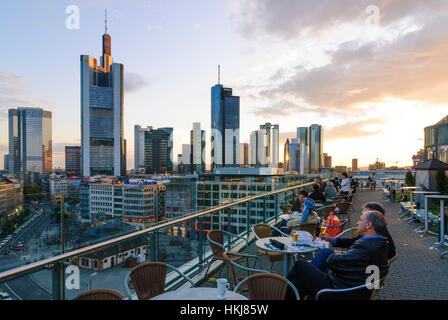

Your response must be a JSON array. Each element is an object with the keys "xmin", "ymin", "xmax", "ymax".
[
  {"xmin": 204, "ymin": 258, "xmax": 215, "ymax": 280},
  {"xmin": 441, "ymin": 251, "xmax": 448, "ymax": 259}
]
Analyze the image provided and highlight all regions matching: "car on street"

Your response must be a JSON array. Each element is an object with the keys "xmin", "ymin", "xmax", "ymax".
[{"xmin": 0, "ymin": 291, "xmax": 12, "ymax": 300}]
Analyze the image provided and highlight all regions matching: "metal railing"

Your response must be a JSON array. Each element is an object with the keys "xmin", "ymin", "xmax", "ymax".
[{"xmin": 0, "ymin": 178, "xmax": 330, "ymax": 299}]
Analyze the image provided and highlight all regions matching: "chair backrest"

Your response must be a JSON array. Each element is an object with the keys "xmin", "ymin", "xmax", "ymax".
[
  {"xmin": 322, "ymin": 205, "xmax": 336, "ymax": 220},
  {"xmin": 370, "ymin": 277, "xmax": 386, "ymax": 300},
  {"xmin": 246, "ymin": 273, "xmax": 293, "ymax": 300},
  {"xmin": 207, "ymin": 229, "xmax": 225, "ymax": 260},
  {"xmin": 316, "ymin": 278, "xmax": 384, "ymax": 300},
  {"xmin": 77, "ymin": 288, "xmax": 124, "ymax": 300},
  {"xmin": 129, "ymin": 262, "xmax": 167, "ymax": 300},
  {"xmin": 336, "ymin": 202, "xmax": 351, "ymax": 214},
  {"xmin": 253, "ymin": 224, "xmax": 271, "ymax": 239},
  {"xmin": 223, "ymin": 252, "xmax": 240, "ymax": 289},
  {"xmin": 293, "ymin": 222, "xmax": 318, "ymax": 235}
]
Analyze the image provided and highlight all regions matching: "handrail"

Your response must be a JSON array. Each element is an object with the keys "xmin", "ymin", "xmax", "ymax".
[{"xmin": 0, "ymin": 179, "xmax": 321, "ymax": 281}]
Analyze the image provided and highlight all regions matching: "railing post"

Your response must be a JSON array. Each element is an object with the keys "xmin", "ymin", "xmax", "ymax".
[
  {"xmin": 197, "ymin": 218, "xmax": 203, "ymax": 267},
  {"xmin": 246, "ymin": 201, "xmax": 250, "ymax": 239},
  {"xmin": 150, "ymin": 232, "xmax": 156, "ymax": 261},
  {"xmin": 51, "ymin": 262, "xmax": 64, "ymax": 300},
  {"xmin": 275, "ymin": 194, "xmax": 279, "ymax": 221},
  {"xmin": 263, "ymin": 197, "xmax": 267, "ymax": 223},
  {"xmin": 227, "ymin": 209, "xmax": 231, "ymax": 250}
]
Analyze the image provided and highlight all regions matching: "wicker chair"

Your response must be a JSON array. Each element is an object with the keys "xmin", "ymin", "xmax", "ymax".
[
  {"xmin": 252, "ymin": 224, "xmax": 285, "ymax": 271},
  {"xmin": 388, "ymin": 253, "xmax": 399, "ymax": 266},
  {"xmin": 204, "ymin": 229, "xmax": 251, "ymax": 281},
  {"xmin": 321, "ymin": 204, "xmax": 336, "ymax": 220},
  {"xmin": 291, "ymin": 222, "xmax": 318, "ymax": 236},
  {"xmin": 76, "ymin": 288, "xmax": 124, "ymax": 300},
  {"xmin": 124, "ymin": 262, "xmax": 194, "ymax": 300},
  {"xmin": 223, "ymin": 252, "xmax": 266, "ymax": 292},
  {"xmin": 234, "ymin": 273, "xmax": 299, "ymax": 300}
]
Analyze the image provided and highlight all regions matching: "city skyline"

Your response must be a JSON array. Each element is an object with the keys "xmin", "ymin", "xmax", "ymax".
[{"xmin": 1, "ymin": 1, "xmax": 447, "ymax": 170}]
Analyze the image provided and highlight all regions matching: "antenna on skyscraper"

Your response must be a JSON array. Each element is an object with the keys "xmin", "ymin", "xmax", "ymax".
[
  {"xmin": 218, "ymin": 65, "xmax": 220, "ymax": 85},
  {"xmin": 105, "ymin": 9, "xmax": 108, "ymax": 34}
]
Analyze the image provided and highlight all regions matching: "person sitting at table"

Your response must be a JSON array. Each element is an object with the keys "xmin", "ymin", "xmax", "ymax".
[
  {"xmin": 285, "ymin": 210, "xmax": 389, "ymax": 300},
  {"xmin": 324, "ymin": 181, "xmax": 337, "ymax": 202},
  {"xmin": 312, "ymin": 202, "xmax": 396, "ymax": 273},
  {"xmin": 271, "ymin": 190, "xmax": 317, "ymax": 236},
  {"xmin": 309, "ymin": 183, "xmax": 326, "ymax": 203}
]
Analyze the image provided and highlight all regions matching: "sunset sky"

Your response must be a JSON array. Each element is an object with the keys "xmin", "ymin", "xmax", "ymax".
[{"xmin": 1, "ymin": 0, "xmax": 447, "ymax": 170}]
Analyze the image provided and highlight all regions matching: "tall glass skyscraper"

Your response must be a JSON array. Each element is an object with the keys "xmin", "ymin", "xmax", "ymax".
[
  {"xmin": 81, "ymin": 26, "xmax": 124, "ymax": 177},
  {"xmin": 211, "ymin": 84, "xmax": 240, "ymax": 169},
  {"xmin": 297, "ymin": 127, "xmax": 310, "ymax": 173},
  {"xmin": 260, "ymin": 123, "xmax": 279, "ymax": 167},
  {"xmin": 134, "ymin": 125, "xmax": 153, "ymax": 172},
  {"xmin": 8, "ymin": 107, "xmax": 52, "ymax": 177},
  {"xmin": 144, "ymin": 127, "xmax": 173, "ymax": 174},
  {"xmin": 309, "ymin": 124, "xmax": 323, "ymax": 173}
]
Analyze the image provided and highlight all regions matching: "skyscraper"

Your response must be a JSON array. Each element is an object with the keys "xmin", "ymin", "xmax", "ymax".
[
  {"xmin": 144, "ymin": 128, "xmax": 173, "ymax": 174},
  {"xmin": 3, "ymin": 154, "xmax": 9, "ymax": 172},
  {"xmin": 323, "ymin": 153, "xmax": 332, "ymax": 169},
  {"xmin": 134, "ymin": 125, "xmax": 153, "ymax": 172},
  {"xmin": 249, "ymin": 129, "xmax": 268, "ymax": 167},
  {"xmin": 297, "ymin": 127, "xmax": 310, "ymax": 173},
  {"xmin": 309, "ymin": 124, "xmax": 323, "ymax": 173},
  {"xmin": 352, "ymin": 158, "xmax": 358, "ymax": 172},
  {"xmin": 190, "ymin": 122, "xmax": 206, "ymax": 174},
  {"xmin": 211, "ymin": 78, "xmax": 240, "ymax": 169},
  {"xmin": 260, "ymin": 123, "xmax": 279, "ymax": 167},
  {"xmin": 284, "ymin": 138, "xmax": 303, "ymax": 173},
  {"xmin": 239, "ymin": 143, "xmax": 249, "ymax": 167},
  {"xmin": 80, "ymin": 21, "xmax": 124, "ymax": 177},
  {"xmin": 8, "ymin": 107, "xmax": 52, "ymax": 177},
  {"xmin": 65, "ymin": 146, "xmax": 81, "ymax": 176}
]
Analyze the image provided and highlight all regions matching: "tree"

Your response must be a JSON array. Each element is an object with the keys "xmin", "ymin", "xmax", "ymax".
[
  {"xmin": 405, "ymin": 170, "xmax": 415, "ymax": 186},
  {"xmin": 435, "ymin": 166, "xmax": 448, "ymax": 195}
]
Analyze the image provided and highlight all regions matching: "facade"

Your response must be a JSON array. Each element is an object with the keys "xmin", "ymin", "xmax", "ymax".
[
  {"xmin": 334, "ymin": 166, "xmax": 348, "ymax": 173},
  {"xmin": 3, "ymin": 155, "xmax": 8, "ymax": 172},
  {"xmin": 259, "ymin": 123, "xmax": 279, "ymax": 168},
  {"xmin": 211, "ymin": 85, "xmax": 240, "ymax": 168},
  {"xmin": 88, "ymin": 180, "xmax": 166, "ymax": 226},
  {"xmin": 424, "ymin": 115, "xmax": 448, "ymax": 163},
  {"xmin": 284, "ymin": 138, "xmax": 303, "ymax": 173},
  {"xmin": 81, "ymin": 28, "xmax": 125, "ymax": 177},
  {"xmin": 239, "ymin": 143, "xmax": 249, "ymax": 168},
  {"xmin": 412, "ymin": 149, "xmax": 427, "ymax": 167},
  {"xmin": 249, "ymin": 129, "xmax": 268, "ymax": 167},
  {"xmin": 8, "ymin": 107, "xmax": 52, "ymax": 177},
  {"xmin": 190, "ymin": 123, "xmax": 206, "ymax": 174},
  {"xmin": 309, "ymin": 124, "xmax": 323, "ymax": 173},
  {"xmin": 144, "ymin": 127, "xmax": 173, "ymax": 174},
  {"xmin": 134, "ymin": 125, "xmax": 152, "ymax": 172},
  {"xmin": 65, "ymin": 146, "xmax": 81, "ymax": 176},
  {"xmin": 165, "ymin": 176, "xmax": 198, "ymax": 221},
  {"xmin": 197, "ymin": 173, "xmax": 304, "ymax": 235},
  {"xmin": 352, "ymin": 158, "xmax": 358, "ymax": 172},
  {"xmin": 0, "ymin": 179, "xmax": 23, "ymax": 225},
  {"xmin": 297, "ymin": 127, "xmax": 310, "ymax": 173},
  {"xmin": 323, "ymin": 153, "xmax": 332, "ymax": 169}
]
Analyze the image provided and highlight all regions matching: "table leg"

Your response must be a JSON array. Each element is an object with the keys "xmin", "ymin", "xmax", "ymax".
[{"xmin": 283, "ymin": 253, "xmax": 289, "ymax": 278}]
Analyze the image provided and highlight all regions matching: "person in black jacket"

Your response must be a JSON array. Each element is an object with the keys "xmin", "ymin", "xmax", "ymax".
[
  {"xmin": 309, "ymin": 183, "xmax": 326, "ymax": 203},
  {"xmin": 319, "ymin": 202, "xmax": 396, "ymax": 260},
  {"xmin": 286, "ymin": 210, "xmax": 389, "ymax": 300}
]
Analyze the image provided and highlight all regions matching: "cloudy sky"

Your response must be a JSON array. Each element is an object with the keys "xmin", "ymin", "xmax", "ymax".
[{"xmin": 1, "ymin": 0, "xmax": 447, "ymax": 170}]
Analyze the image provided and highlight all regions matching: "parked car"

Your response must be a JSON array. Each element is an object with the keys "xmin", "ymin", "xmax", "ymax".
[{"xmin": 0, "ymin": 291, "xmax": 12, "ymax": 300}]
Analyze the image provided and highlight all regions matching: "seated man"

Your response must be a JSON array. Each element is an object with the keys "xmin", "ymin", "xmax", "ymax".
[
  {"xmin": 271, "ymin": 190, "xmax": 317, "ymax": 236},
  {"xmin": 309, "ymin": 183, "xmax": 326, "ymax": 203},
  {"xmin": 286, "ymin": 210, "xmax": 389, "ymax": 300},
  {"xmin": 313, "ymin": 202, "xmax": 396, "ymax": 272},
  {"xmin": 324, "ymin": 181, "xmax": 337, "ymax": 202}
]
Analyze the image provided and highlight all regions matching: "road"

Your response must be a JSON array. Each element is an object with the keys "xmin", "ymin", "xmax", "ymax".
[{"xmin": 0, "ymin": 199, "xmax": 54, "ymax": 300}]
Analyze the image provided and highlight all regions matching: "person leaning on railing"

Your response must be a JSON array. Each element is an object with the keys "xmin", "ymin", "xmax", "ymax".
[
  {"xmin": 314, "ymin": 202, "xmax": 396, "ymax": 272},
  {"xmin": 285, "ymin": 210, "xmax": 389, "ymax": 300}
]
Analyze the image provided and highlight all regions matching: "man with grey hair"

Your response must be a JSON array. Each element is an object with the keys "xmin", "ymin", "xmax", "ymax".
[{"xmin": 286, "ymin": 210, "xmax": 389, "ymax": 300}]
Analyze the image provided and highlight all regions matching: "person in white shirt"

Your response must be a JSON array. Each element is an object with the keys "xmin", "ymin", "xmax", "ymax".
[{"xmin": 340, "ymin": 172, "xmax": 351, "ymax": 197}]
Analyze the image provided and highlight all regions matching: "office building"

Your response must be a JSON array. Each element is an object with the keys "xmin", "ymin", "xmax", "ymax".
[
  {"xmin": 65, "ymin": 146, "xmax": 81, "ymax": 176},
  {"xmin": 134, "ymin": 125, "xmax": 152, "ymax": 173},
  {"xmin": 144, "ymin": 127, "xmax": 173, "ymax": 174},
  {"xmin": 249, "ymin": 129, "xmax": 268, "ymax": 167},
  {"xmin": 352, "ymin": 158, "xmax": 358, "ymax": 172},
  {"xmin": 239, "ymin": 143, "xmax": 249, "ymax": 167},
  {"xmin": 8, "ymin": 107, "xmax": 52, "ymax": 177},
  {"xmin": 3, "ymin": 155, "xmax": 8, "ymax": 172},
  {"xmin": 424, "ymin": 115, "xmax": 448, "ymax": 163},
  {"xmin": 297, "ymin": 127, "xmax": 310, "ymax": 173},
  {"xmin": 259, "ymin": 123, "xmax": 279, "ymax": 167},
  {"xmin": 284, "ymin": 138, "xmax": 303, "ymax": 173},
  {"xmin": 190, "ymin": 123, "xmax": 206, "ymax": 174},
  {"xmin": 80, "ymin": 23, "xmax": 125, "ymax": 177},
  {"xmin": 211, "ymin": 82, "xmax": 240, "ymax": 168},
  {"xmin": 309, "ymin": 124, "xmax": 323, "ymax": 173},
  {"xmin": 0, "ymin": 178, "xmax": 23, "ymax": 224},
  {"xmin": 323, "ymin": 153, "xmax": 332, "ymax": 169}
]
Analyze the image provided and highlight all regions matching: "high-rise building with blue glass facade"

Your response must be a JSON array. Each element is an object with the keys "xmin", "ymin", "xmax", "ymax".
[
  {"xmin": 211, "ymin": 84, "xmax": 240, "ymax": 169},
  {"xmin": 81, "ymin": 28, "xmax": 124, "ymax": 177},
  {"xmin": 144, "ymin": 127, "xmax": 173, "ymax": 174},
  {"xmin": 8, "ymin": 107, "xmax": 52, "ymax": 177},
  {"xmin": 309, "ymin": 124, "xmax": 323, "ymax": 173}
]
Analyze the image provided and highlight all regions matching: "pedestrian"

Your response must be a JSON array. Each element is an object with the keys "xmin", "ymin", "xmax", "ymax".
[{"xmin": 370, "ymin": 173, "xmax": 377, "ymax": 191}]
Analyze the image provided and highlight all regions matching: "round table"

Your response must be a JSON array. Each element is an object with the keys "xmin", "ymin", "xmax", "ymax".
[
  {"xmin": 151, "ymin": 287, "xmax": 248, "ymax": 300},
  {"xmin": 255, "ymin": 236, "xmax": 322, "ymax": 277}
]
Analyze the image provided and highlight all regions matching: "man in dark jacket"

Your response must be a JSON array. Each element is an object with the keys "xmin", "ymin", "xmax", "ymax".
[
  {"xmin": 320, "ymin": 202, "xmax": 396, "ymax": 260},
  {"xmin": 286, "ymin": 210, "xmax": 389, "ymax": 300},
  {"xmin": 309, "ymin": 183, "xmax": 326, "ymax": 203}
]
